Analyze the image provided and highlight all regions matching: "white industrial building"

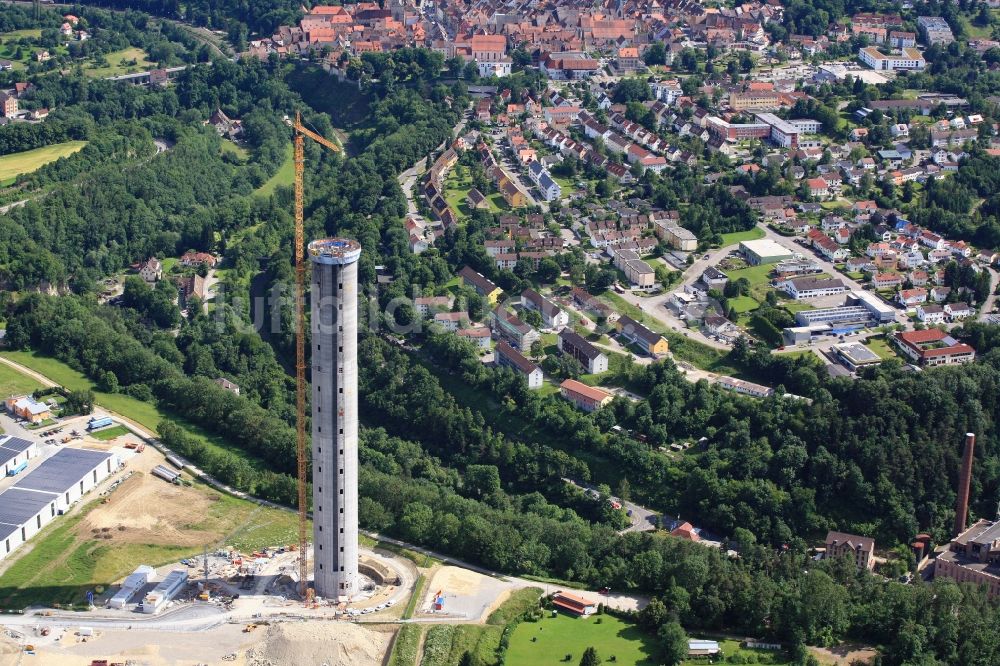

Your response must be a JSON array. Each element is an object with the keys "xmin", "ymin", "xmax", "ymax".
[
  {"xmin": 0, "ymin": 436, "xmax": 35, "ymax": 475},
  {"xmin": 0, "ymin": 448, "xmax": 117, "ymax": 561}
]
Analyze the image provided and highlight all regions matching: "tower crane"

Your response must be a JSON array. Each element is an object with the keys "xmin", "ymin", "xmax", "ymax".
[{"xmin": 288, "ymin": 112, "xmax": 341, "ymax": 599}]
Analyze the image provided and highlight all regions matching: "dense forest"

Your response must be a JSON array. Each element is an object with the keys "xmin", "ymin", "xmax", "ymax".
[{"xmin": 66, "ymin": 0, "xmax": 303, "ymax": 36}]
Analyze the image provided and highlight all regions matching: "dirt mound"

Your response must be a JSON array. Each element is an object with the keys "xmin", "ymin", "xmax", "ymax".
[
  {"xmin": 244, "ymin": 621, "xmax": 388, "ymax": 666},
  {"xmin": 76, "ymin": 470, "xmax": 219, "ymax": 547}
]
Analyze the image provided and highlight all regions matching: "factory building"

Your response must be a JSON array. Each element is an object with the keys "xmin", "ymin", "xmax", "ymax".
[
  {"xmin": 0, "ymin": 436, "xmax": 34, "ymax": 476},
  {"xmin": 309, "ymin": 238, "xmax": 362, "ymax": 600},
  {"xmin": 0, "ymin": 447, "xmax": 117, "ymax": 561},
  {"xmin": 739, "ymin": 238, "xmax": 795, "ymax": 265}
]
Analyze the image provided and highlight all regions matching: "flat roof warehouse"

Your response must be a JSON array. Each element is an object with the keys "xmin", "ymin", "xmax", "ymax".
[{"xmin": 0, "ymin": 447, "xmax": 117, "ymax": 561}]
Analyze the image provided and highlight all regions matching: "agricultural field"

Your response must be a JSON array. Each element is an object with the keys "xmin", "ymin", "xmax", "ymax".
[
  {"xmin": 254, "ymin": 142, "xmax": 294, "ymax": 197},
  {"xmin": 83, "ymin": 47, "xmax": 154, "ymax": 78},
  {"xmin": 506, "ymin": 613, "xmax": 657, "ymax": 666},
  {"xmin": 0, "ymin": 141, "xmax": 88, "ymax": 184}
]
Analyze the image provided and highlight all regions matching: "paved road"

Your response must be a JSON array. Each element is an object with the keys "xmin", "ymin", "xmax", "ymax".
[
  {"xmin": 979, "ymin": 267, "xmax": 999, "ymax": 321},
  {"xmin": 616, "ymin": 242, "xmax": 735, "ymax": 351},
  {"xmin": 560, "ymin": 478, "xmax": 658, "ymax": 534},
  {"xmin": 397, "ymin": 114, "xmax": 468, "ymax": 216}
]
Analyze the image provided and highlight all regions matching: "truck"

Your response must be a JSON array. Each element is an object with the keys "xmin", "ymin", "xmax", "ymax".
[
  {"xmin": 6, "ymin": 460, "xmax": 27, "ymax": 477},
  {"xmin": 87, "ymin": 416, "xmax": 114, "ymax": 431}
]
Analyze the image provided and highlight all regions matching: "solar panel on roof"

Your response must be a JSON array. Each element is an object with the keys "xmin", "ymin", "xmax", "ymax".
[
  {"xmin": 14, "ymin": 448, "xmax": 113, "ymax": 495},
  {"xmin": 0, "ymin": 448, "xmax": 18, "ymax": 469},
  {"xmin": 0, "ymin": 437, "xmax": 33, "ymax": 454},
  {"xmin": 0, "ymin": 523, "xmax": 18, "ymax": 542},
  {"xmin": 0, "ymin": 487, "xmax": 55, "ymax": 525}
]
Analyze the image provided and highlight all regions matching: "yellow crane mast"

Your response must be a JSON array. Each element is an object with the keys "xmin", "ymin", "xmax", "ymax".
[{"xmin": 291, "ymin": 111, "xmax": 340, "ymax": 599}]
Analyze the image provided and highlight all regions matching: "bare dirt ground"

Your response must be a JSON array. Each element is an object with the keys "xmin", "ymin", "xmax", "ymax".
[
  {"xmin": 811, "ymin": 644, "xmax": 878, "ymax": 665},
  {"xmin": 420, "ymin": 566, "xmax": 510, "ymax": 621},
  {"xmin": 239, "ymin": 621, "xmax": 392, "ymax": 666},
  {"xmin": 75, "ymin": 449, "xmax": 222, "ymax": 548},
  {"xmin": 0, "ymin": 621, "xmax": 394, "ymax": 666}
]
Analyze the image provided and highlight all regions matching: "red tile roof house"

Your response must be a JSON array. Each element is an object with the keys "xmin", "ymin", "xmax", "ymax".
[
  {"xmin": 872, "ymin": 272, "xmax": 903, "ymax": 290},
  {"xmin": 179, "ymin": 251, "xmax": 217, "ymax": 268},
  {"xmin": 893, "ymin": 329, "xmax": 976, "ymax": 366},
  {"xmin": 559, "ymin": 379, "xmax": 612, "ymax": 413},
  {"xmin": 552, "ymin": 591, "xmax": 598, "ymax": 616},
  {"xmin": 896, "ymin": 287, "xmax": 928, "ymax": 308}
]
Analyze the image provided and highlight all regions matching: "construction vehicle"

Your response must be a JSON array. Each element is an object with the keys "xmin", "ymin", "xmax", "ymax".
[
  {"xmin": 287, "ymin": 112, "xmax": 341, "ymax": 601},
  {"xmin": 197, "ymin": 591, "xmax": 210, "ymax": 602},
  {"xmin": 243, "ymin": 624, "xmax": 257, "ymax": 633}
]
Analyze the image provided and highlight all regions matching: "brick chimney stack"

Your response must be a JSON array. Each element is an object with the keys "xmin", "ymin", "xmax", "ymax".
[{"xmin": 954, "ymin": 433, "xmax": 976, "ymax": 538}]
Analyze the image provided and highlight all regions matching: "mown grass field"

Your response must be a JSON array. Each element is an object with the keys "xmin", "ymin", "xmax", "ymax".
[
  {"xmin": 507, "ymin": 613, "xmax": 657, "ymax": 666},
  {"xmin": 254, "ymin": 142, "xmax": 294, "ymax": 197},
  {"xmin": 90, "ymin": 424, "xmax": 131, "ymax": 441},
  {"xmin": 864, "ymin": 335, "xmax": 901, "ymax": 360},
  {"xmin": 220, "ymin": 139, "xmax": 249, "ymax": 160},
  {"xmin": 83, "ymin": 47, "xmax": 154, "ymax": 78},
  {"xmin": 0, "ymin": 141, "xmax": 87, "ymax": 182},
  {"xmin": 719, "ymin": 226, "xmax": 765, "ymax": 247},
  {"xmin": 0, "ymin": 360, "xmax": 42, "ymax": 397}
]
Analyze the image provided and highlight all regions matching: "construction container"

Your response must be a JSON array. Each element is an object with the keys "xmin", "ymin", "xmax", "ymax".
[
  {"xmin": 151, "ymin": 465, "xmax": 179, "ymax": 484},
  {"xmin": 78, "ymin": 627, "xmax": 94, "ymax": 637},
  {"xmin": 86, "ymin": 417, "xmax": 114, "ymax": 431},
  {"xmin": 107, "ymin": 565, "xmax": 155, "ymax": 609},
  {"xmin": 142, "ymin": 570, "xmax": 188, "ymax": 614}
]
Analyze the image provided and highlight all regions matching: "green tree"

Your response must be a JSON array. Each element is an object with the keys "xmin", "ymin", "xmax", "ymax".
[
  {"xmin": 580, "ymin": 647, "xmax": 601, "ymax": 666},
  {"xmin": 657, "ymin": 621, "xmax": 687, "ymax": 666}
]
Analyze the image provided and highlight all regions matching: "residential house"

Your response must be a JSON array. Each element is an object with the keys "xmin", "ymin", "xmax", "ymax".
[
  {"xmin": 215, "ymin": 378, "xmax": 240, "ymax": 395},
  {"xmin": 945, "ymin": 302, "xmax": 973, "ymax": 321},
  {"xmin": 457, "ymin": 325, "xmax": 492, "ymax": 350},
  {"xmin": 557, "ymin": 329, "xmax": 609, "ymax": 374},
  {"xmin": 179, "ymin": 251, "xmax": 217, "ymax": 268},
  {"xmin": 559, "ymin": 379, "xmax": 612, "ymax": 412},
  {"xmin": 521, "ymin": 288, "xmax": 568, "ymax": 329},
  {"xmin": 138, "ymin": 257, "xmax": 162, "ymax": 283},
  {"xmin": 433, "ymin": 311, "xmax": 469, "ymax": 332},
  {"xmin": 0, "ymin": 92, "xmax": 17, "ymax": 118},
  {"xmin": 825, "ymin": 531, "xmax": 876, "ymax": 570},
  {"xmin": 459, "ymin": 266, "xmax": 503, "ymax": 304},
  {"xmin": 916, "ymin": 303, "xmax": 946, "ymax": 324},
  {"xmin": 494, "ymin": 342, "xmax": 544, "ymax": 389},
  {"xmin": 616, "ymin": 316, "xmax": 669, "ymax": 356},
  {"xmin": 490, "ymin": 307, "xmax": 540, "ymax": 350},
  {"xmin": 897, "ymin": 287, "xmax": 928, "ymax": 308}
]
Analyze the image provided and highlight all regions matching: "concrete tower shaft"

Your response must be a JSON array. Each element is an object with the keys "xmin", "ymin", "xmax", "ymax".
[{"xmin": 308, "ymin": 238, "xmax": 361, "ymax": 599}]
